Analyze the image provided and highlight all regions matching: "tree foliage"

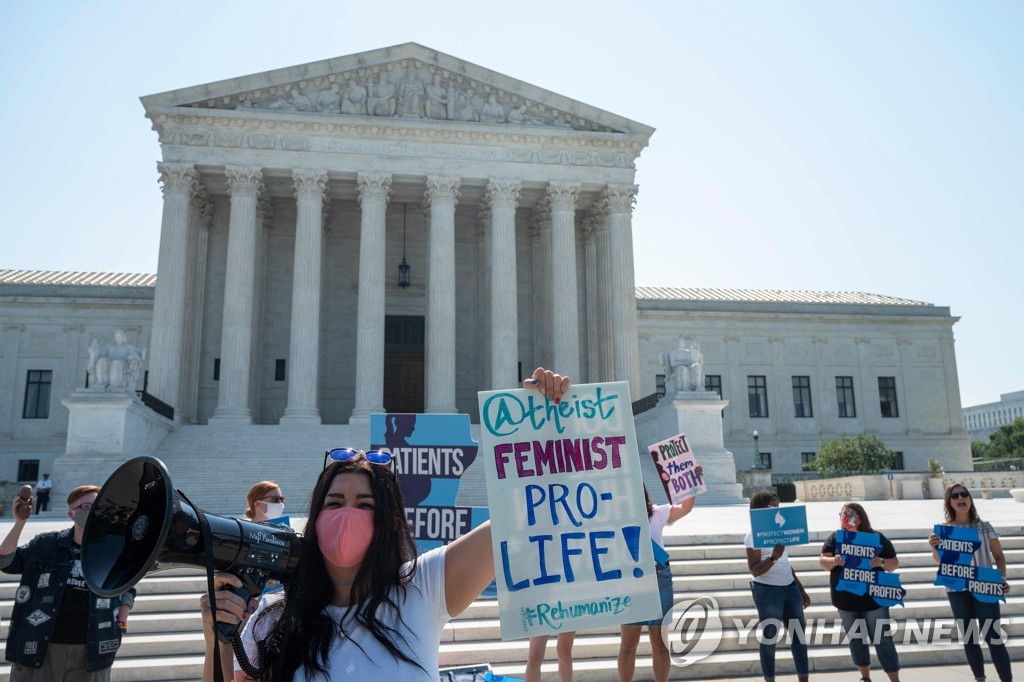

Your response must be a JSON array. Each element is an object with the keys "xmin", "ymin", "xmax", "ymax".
[
  {"xmin": 980, "ymin": 417, "xmax": 1024, "ymax": 460},
  {"xmin": 971, "ymin": 440, "xmax": 990, "ymax": 460},
  {"xmin": 804, "ymin": 434, "xmax": 896, "ymax": 477}
]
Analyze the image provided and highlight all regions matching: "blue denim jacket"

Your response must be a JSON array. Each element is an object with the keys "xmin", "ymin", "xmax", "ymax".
[{"xmin": 1, "ymin": 527, "xmax": 136, "ymax": 672}]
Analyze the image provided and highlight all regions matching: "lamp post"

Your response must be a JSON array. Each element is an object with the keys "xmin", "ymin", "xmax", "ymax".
[{"xmin": 753, "ymin": 430, "xmax": 760, "ymax": 469}]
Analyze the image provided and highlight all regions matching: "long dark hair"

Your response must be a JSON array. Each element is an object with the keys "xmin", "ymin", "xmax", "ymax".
[
  {"xmin": 943, "ymin": 483, "xmax": 980, "ymax": 524},
  {"xmin": 256, "ymin": 456, "xmax": 420, "ymax": 680},
  {"xmin": 842, "ymin": 502, "xmax": 874, "ymax": 533},
  {"xmin": 749, "ymin": 490, "xmax": 778, "ymax": 510},
  {"xmin": 642, "ymin": 484, "xmax": 654, "ymax": 519}
]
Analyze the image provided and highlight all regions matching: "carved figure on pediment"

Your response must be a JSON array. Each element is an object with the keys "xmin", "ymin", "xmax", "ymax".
[
  {"xmin": 316, "ymin": 83, "xmax": 342, "ymax": 114},
  {"xmin": 289, "ymin": 88, "xmax": 314, "ymax": 112},
  {"xmin": 424, "ymin": 74, "xmax": 449, "ymax": 119},
  {"xmin": 507, "ymin": 105, "xmax": 526, "ymax": 125},
  {"xmin": 235, "ymin": 95, "xmax": 254, "ymax": 110},
  {"xmin": 454, "ymin": 90, "xmax": 478, "ymax": 122},
  {"xmin": 398, "ymin": 67, "xmax": 424, "ymax": 117},
  {"xmin": 480, "ymin": 93, "xmax": 505, "ymax": 123},
  {"xmin": 341, "ymin": 79, "xmax": 368, "ymax": 116},
  {"xmin": 87, "ymin": 330, "xmax": 142, "ymax": 393},
  {"xmin": 263, "ymin": 95, "xmax": 295, "ymax": 111},
  {"xmin": 368, "ymin": 72, "xmax": 397, "ymax": 117}
]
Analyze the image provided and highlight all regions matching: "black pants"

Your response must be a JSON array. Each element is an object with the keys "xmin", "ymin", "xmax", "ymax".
[{"xmin": 36, "ymin": 491, "xmax": 49, "ymax": 513}]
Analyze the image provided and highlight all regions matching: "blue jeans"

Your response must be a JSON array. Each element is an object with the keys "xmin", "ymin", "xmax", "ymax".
[
  {"xmin": 838, "ymin": 606, "xmax": 900, "ymax": 673},
  {"xmin": 750, "ymin": 581, "xmax": 809, "ymax": 680},
  {"xmin": 947, "ymin": 591, "xmax": 1013, "ymax": 681}
]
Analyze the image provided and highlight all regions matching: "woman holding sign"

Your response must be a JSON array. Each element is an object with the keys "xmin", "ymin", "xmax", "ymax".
[
  {"xmin": 616, "ymin": 474, "xmax": 701, "ymax": 682},
  {"xmin": 819, "ymin": 503, "xmax": 901, "ymax": 682},
  {"xmin": 744, "ymin": 490, "xmax": 811, "ymax": 682},
  {"xmin": 200, "ymin": 368, "xmax": 570, "ymax": 682},
  {"xmin": 928, "ymin": 484, "xmax": 1013, "ymax": 682}
]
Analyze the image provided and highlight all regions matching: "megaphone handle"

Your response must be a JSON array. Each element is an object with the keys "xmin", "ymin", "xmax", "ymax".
[{"xmin": 215, "ymin": 583, "xmax": 254, "ymax": 641}]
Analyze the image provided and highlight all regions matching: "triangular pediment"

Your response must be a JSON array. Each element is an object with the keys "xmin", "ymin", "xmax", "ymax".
[{"xmin": 141, "ymin": 43, "xmax": 653, "ymax": 136}]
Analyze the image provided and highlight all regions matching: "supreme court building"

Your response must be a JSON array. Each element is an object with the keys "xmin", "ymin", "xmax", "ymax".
[{"xmin": 0, "ymin": 44, "xmax": 972, "ymax": 507}]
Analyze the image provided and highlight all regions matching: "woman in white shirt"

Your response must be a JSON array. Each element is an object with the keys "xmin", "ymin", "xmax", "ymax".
[
  {"xmin": 744, "ymin": 490, "xmax": 810, "ymax": 682},
  {"xmin": 200, "ymin": 368, "xmax": 570, "ymax": 681}
]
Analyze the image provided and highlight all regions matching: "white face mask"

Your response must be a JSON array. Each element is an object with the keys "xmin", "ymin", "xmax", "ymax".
[{"xmin": 261, "ymin": 501, "xmax": 285, "ymax": 519}]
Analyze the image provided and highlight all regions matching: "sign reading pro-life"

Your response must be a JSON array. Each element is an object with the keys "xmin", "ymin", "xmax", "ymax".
[{"xmin": 478, "ymin": 381, "xmax": 662, "ymax": 639}]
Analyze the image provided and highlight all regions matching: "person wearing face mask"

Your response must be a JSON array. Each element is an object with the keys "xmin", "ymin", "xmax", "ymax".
[
  {"xmin": 200, "ymin": 367, "xmax": 571, "ymax": 681},
  {"xmin": 244, "ymin": 481, "xmax": 286, "ymax": 524},
  {"xmin": 928, "ymin": 484, "xmax": 1013, "ymax": 682},
  {"xmin": 0, "ymin": 485, "xmax": 135, "ymax": 681},
  {"xmin": 819, "ymin": 503, "xmax": 901, "ymax": 682}
]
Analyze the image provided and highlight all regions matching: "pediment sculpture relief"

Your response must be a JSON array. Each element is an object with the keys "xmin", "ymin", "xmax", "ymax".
[{"xmin": 198, "ymin": 62, "xmax": 616, "ymax": 132}]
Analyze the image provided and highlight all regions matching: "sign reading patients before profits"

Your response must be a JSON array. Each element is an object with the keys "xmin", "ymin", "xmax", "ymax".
[
  {"xmin": 750, "ymin": 506, "xmax": 809, "ymax": 549},
  {"xmin": 932, "ymin": 524, "xmax": 1006, "ymax": 604},
  {"xmin": 648, "ymin": 432, "xmax": 706, "ymax": 504},
  {"xmin": 478, "ymin": 381, "xmax": 662, "ymax": 639}
]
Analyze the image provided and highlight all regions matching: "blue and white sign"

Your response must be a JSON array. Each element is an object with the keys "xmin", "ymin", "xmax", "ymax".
[
  {"xmin": 834, "ymin": 530, "xmax": 905, "ymax": 607},
  {"xmin": 750, "ymin": 506, "xmax": 809, "ymax": 549},
  {"xmin": 478, "ymin": 381, "xmax": 662, "ymax": 639},
  {"xmin": 933, "ymin": 524, "xmax": 1005, "ymax": 604}
]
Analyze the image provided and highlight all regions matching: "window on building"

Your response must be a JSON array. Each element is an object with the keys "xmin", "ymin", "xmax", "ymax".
[
  {"xmin": 275, "ymin": 359, "xmax": 286, "ymax": 382},
  {"xmin": 801, "ymin": 452, "xmax": 816, "ymax": 468},
  {"xmin": 748, "ymin": 376, "xmax": 769, "ymax": 418},
  {"xmin": 892, "ymin": 451, "xmax": 905, "ymax": 470},
  {"xmin": 759, "ymin": 452, "xmax": 773, "ymax": 469},
  {"xmin": 22, "ymin": 370, "xmax": 52, "ymax": 419},
  {"xmin": 17, "ymin": 460, "xmax": 40, "ymax": 482},
  {"xmin": 878, "ymin": 377, "xmax": 899, "ymax": 418},
  {"xmin": 792, "ymin": 376, "xmax": 813, "ymax": 418},
  {"xmin": 836, "ymin": 376, "xmax": 856, "ymax": 418},
  {"xmin": 213, "ymin": 358, "xmax": 221, "ymax": 381},
  {"xmin": 655, "ymin": 374, "xmax": 666, "ymax": 398},
  {"xmin": 705, "ymin": 374, "xmax": 722, "ymax": 398}
]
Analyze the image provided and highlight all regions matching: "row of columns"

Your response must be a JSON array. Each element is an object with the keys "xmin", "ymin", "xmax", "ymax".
[{"xmin": 147, "ymin": 163, "xmax": 641, "ymax": 426}]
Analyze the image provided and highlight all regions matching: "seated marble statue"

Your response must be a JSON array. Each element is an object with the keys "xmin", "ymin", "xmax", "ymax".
[
  {"xmin": 341, "ymin": 79, "xmax": 368, "ymax": 116},
  {"xmin": 368, "ymin": 73, "xmax": 397, "ymax": 117},
  {"xmin": 398, "ymin": 68, "xmax": 424, "ymax": 117},
  {"xmin": 424, "ymin": 74, "xmax": 449, "ymax": 119},
  {"xmin": 88, "ymin": 330, "xmax": 142, "ymax": 392},
  {"xmin": 316, "ymin": 83, "xmax": 342, "ymax": 114},
  {"xmin": 663, "ymin": 336, "xmax": 704, "ymax": 395},
  {"xmin": 480, "ymin": 93, "xmax": 505, "ymax": 123}
]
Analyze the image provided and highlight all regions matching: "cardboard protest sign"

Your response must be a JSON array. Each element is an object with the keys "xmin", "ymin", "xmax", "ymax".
[
  {"xmin": 932, "ymin": 524, "xmax": 1005, "ymax": 603},
  {"xmin": 648, "ymin": 433, "xmax": 706, "ymax": 504},
  {"xmin": 750, "ymin": 506, "xmax": 809, "ymax": 549},
  {"xmin": 478, "ymin": 381, "xmax": 662, "ymax": 639},
  {"xmin": 834, "ymin": 530, "xmax": 905, "ymax": 607},
  {"xmin": 371, "ymin": 413, "xmax": 489, "ymax": 552}
]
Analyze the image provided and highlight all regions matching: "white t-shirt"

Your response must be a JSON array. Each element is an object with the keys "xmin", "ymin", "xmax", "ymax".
[
  {"xmin": 237, "ymin": 545, "xmax": 449, "ymax": 680},
  {"xmin": 649, "ymin": 503, "xmax": 672, "ymax": 547},
  {"xmin": 743, "ymin": 532, "xmax": 794, "ymax": 586}
]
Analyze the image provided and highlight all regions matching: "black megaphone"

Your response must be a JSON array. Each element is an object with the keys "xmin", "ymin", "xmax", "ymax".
[{"xmin": 81, "ymin": 456, "xmax": 300, "ymax": 639}]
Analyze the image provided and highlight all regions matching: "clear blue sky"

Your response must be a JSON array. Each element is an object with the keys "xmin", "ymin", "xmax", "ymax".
[{"xmin": 1, "ymin": 1, "xmax": 1021, "ymax": 408}]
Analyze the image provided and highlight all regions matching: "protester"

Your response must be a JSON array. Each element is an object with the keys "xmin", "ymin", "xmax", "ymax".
[
  {"xmin": 525, "ymin": 632, "xmax": 576, "ymax": 682},
  {"xmin": 819, "ymin": 503, "xmax": 901, "ymax": 682},
  {"xmin": 1, "ymin": 485, "xmax": 135, "ymax": 681},
  {"xmin": 744, "ymin": 490, "xmax": 810, "ymax": 682},
  {"xmin": 616, "ymin": 470, "xmax": 702, "ymax": 682},
  {"xmin": 928, "ymin": 484, "xmax": 1013, "ymax": 682},
  {"xmin": 200, "ymin": 367, "xmax": 570, "ymax": 681},
  {"xmin": 36, "ymin": 473, "xmax": 52, "ymax": 513},
  {"xmin": 245, "ymin": 481, "xmax": 286, "ymax": 523}
]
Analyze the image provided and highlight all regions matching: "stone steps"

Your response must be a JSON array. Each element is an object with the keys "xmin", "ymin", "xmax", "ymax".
[{"xmin": 1, "ymin": 525, "xmax": 1021, "ymax": 681}]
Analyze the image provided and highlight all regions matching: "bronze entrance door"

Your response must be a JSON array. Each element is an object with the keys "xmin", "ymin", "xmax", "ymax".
[{"xmin": 383, "ymin": 315, "xmax": 424, "ymax": 413}]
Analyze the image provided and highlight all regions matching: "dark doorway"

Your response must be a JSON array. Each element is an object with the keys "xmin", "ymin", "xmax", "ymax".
[{"xmin": 384, "ymin": 315, "xmax": 424, "ymax": 413}]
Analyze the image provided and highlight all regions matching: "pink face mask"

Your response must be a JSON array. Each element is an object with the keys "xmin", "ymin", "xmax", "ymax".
[
  {"xmin": 316, "ymin": 507, "xmax": 375, "ymax": 568},
  {"xmin": 841, "ymin": 510, "xmax": 860, "ymax": 532}
]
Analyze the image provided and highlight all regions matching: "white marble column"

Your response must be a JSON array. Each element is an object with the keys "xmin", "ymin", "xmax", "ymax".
[
  {"xmin": 605, "ymin": 184, "xmax": 641, "ymax": 397},
  {"xmin": 210, "ymin": 166, "xmax": 263, "ymax": 424},
  {"xmin": 592, "ymin": 204, "xmax": 614, "ymax": 382},
  {"xmin": 180, "ymin": 186, "xmax": 212, "ymax": 424},
  {"xmin": 582, "ymin": 216, "xmax": 599, "ymax": 384},
  {"xmin": 351, "ymin": 173, "xmax": 392, "ymax": 418},
  {"xmin": 487, "ymin": 179, "xmax": 521, "ymax": 390},
  {"xmin": 282, "ymin": 169, "xmax": 329, "ymax": 424},
  {"xmin": 148, "ymin": 163, "xmax": 197, "ymax": 414},
  {"xmin": 530, "ymin": 201, "xmax": 552, "ymax": 369},
  {"xmin": 424, "ymin": 176, "xmax": 461, "ymax": 413},
  {"xmin": 547, "ymin": 182, "xmax": 581, "ymax": 380},
  {"xmin": 476, "ymin": 208, "xmax": 492, "ymax": 388}
]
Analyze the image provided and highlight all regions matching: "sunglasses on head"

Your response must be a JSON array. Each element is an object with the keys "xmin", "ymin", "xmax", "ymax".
[
  {"xmin": 950, "ymin": 491, "xmax": 971, "ymax": 500},
  {"xmin": 323, "ymin": 447, "xmax": 394, "ymax": 471}
]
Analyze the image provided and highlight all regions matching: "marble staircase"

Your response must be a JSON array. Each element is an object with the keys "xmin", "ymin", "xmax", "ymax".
[{"xmin": 1, "ymin": 528, "xmax": 1021, "ymax": 680}]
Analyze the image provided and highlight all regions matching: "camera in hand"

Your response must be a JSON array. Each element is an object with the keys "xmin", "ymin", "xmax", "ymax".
[{"xmin": 81, "ymin": 456, "xmax": 300, "ymax": 641}]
